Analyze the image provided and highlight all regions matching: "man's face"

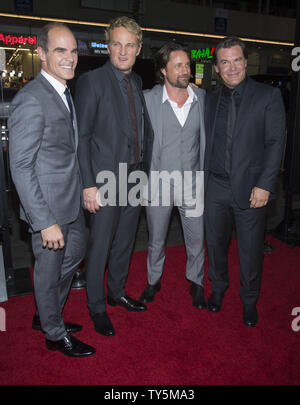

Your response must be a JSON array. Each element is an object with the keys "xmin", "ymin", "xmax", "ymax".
[
  {"xmin": 214, "ymin": 45, "xmax": 247, "ymax": 88},
  {"xmin": 37, "ymin": 27, "xmax": 78, "ymax": 85},
  {"xmin": 108, "ymin": 26, "xmax": 142, "ymax": 74},
  {"xmin": 162, "ymin": 50, "xmax": 191, "ymax": 89}
]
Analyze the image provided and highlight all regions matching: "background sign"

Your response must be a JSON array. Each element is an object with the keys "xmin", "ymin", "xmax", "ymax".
[
  {"xmin": 214, "ymin": 8, "xmax": 228, "ymax": 34},
  {"xmin": 14, "ymin": 0, "xmax": 33, "ymax": 12},
  {"xmin": 191, "ymin": 48, "xmax": 215, "ymax": 61},
  {"xmin": 195, "ymin": 64, "xmax": 204, "ymax": 79}
]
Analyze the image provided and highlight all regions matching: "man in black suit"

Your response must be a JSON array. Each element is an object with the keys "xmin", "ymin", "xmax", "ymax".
[
  {"xmin": 74, "ymin": 16, "xmax": 153, "ymax": 336},
  {"xmin": 204, "ymin": 37, "xmax": 286, "ymax": 327}
]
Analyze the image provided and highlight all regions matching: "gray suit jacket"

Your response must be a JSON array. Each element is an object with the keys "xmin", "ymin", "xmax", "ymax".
[
  {"xmin": 8, "ymin": 72, "xmax": 81, "ymax": 232},
  {"xmin": 143, "ymin": 84, "xmax": 206, "ymax": 209},
  {"xmin": 144, "ymin": 84, "xmax": 206, "ymax": 171}
]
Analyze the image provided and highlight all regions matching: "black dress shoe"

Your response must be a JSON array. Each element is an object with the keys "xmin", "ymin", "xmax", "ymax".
[
  {"xmin": 207, "ymin": 292, "xmax": 224, "ymax": 313},
  {"xmin": 243, "ymin": 304, "xmax": 258, "ymax": 327},
  {"xmin": 263, "ymin": 240, "xmax": 274, "ymax": 254},
  {"xmin": 92, "ymin": 312, "xmax": 115, "ymax": 337},
  {"xmin": 190, "ymin": 282, "xmax": 207, "ymax": 309},
  {"xmin": 46, "ymin": 334, "xmax": 96, "ymax": 357},
  {"xmin": 107, "ymin": 295, "xmax": 147, "ymax": 312},
  {"xmin": 140, "ymin": 281, "xmax": 161, "ymax": 303},
  {"xmin": 32, "ymin": 313, "xmax": 82, "ymax": 334}
]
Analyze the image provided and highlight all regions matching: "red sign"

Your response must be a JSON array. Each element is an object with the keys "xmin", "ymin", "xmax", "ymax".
[{"xmin": 0, "ymin": 33, "xmax": 36, "ymax": 45}]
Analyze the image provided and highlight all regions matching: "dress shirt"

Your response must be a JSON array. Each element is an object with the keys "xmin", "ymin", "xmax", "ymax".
[
  {"xmin": 109, "ymin": 62, "xmax": 143, "ymax": 164},
  {"xmin": 41, "ymin": 69, "xmax": 70, "ymax": 112},
  {"xmin": 162, "ymin": 84, "xmax": 197, "ymax": 127},
  {"xmin": 209, "ymin": 76, "xmax": 247, "ymax": 177}
]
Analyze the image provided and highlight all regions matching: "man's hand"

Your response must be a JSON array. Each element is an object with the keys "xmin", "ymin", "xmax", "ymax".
[
  {"xmin": 41, "ymin": 224, "xmax": 64, "ymax": 250},
  {"xmin": 83, "ymin": 187, "xmax": 101, "ymax": 213},
  {"xmin": 249, "ymin": 187, "xmax": 270, "ymax": 208}
]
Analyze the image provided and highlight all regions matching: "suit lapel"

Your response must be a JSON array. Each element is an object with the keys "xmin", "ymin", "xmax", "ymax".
[
  {"xmin": 131, "ymin": 73, "xmax": 145, "ymax": 145},
  {"xmin": 145, "ymin": 85, "xmax": 163, "ymax": 148},
  {"xmin": 193, "ymin": 89, "xmax": 206, "ymax": 171},
  {"xmin": 37, "ymin": 73, "xmax": 72, "ymax": 123},
  {"xmin": 37, "ymin": 73, "xmax": 76, "ymax": 148},
  {"xmin": 71, "ymin": 97, "xmax": 79, "ymax": 149},
  {"xmin": 155, "ymin": 87, "xmax": 164, "ymax": 148}
]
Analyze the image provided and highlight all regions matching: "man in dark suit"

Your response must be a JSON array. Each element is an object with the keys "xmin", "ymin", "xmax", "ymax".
[
  {"xmin": 8, "ymin": 23, "xmax": 95, "ymax": 356},
  {"xmin": 74, "ymin": 16, "xmax": 153, "ymax": 337},
  {"xmin": 204, "ymin": 37, "xmax": 286, "ymax": 327}
]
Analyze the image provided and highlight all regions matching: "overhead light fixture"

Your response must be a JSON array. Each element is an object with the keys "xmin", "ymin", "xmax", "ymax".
[{"xmin": 0, "ymin": 46, "xmax": 31, "ymax": 51}]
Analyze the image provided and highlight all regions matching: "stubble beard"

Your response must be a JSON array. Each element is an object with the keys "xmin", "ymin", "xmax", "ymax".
[{"xmin": 174, "ymin": 75, "xmax": 190, "ymax": 89}]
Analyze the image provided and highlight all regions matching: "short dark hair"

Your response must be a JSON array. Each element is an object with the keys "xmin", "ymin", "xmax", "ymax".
[
  {"xmin": 155, "ymin": 42, "xmax": 189, "ymax": 84},
  {"xmin": 37, "ymin": 22, "xmax": 71, "ymax": 52},
  {"xmin": 213, "ymin": 36, "xmax": 248, "ymax": 65}
]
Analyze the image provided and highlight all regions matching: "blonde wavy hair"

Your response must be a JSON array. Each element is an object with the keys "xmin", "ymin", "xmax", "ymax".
[{"xmin": 105, "ymin": 16, "xmax": 143, "ymax": 45}]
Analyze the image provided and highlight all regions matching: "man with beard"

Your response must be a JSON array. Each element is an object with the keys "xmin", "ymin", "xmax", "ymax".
[{"xmin": 139, "ymin": 42, "xmax": 206, "ymax": 307}]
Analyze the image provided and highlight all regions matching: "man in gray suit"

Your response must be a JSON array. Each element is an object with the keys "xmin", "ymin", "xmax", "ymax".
[
  {"xmin": 8, "ymin": 23, "xmax": 95, "ymax": 357},
  {"xmin": 140, "ymin": 43, "xmax": 206, "ymax": 308}
]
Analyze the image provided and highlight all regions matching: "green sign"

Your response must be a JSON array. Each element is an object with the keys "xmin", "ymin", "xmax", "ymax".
[
  {"xmin": 196, "ymin": 64, "xmax": 204, "ymax": 78},
  {"xmin": 191, "ymin": 47, "xmax": 215, "ymax": 60}
]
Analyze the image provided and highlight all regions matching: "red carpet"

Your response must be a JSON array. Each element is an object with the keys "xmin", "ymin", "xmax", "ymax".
[{"xmin": 0, "ymin": 236, "xmax": 300, "ymax": 385}]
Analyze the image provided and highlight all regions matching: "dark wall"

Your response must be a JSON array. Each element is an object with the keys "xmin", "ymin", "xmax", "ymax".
[{"xmin": 70, "ymin": 55, "xmax": 156, "ymax": 93}]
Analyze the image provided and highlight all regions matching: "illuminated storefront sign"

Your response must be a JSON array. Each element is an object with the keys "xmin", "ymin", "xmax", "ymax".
[
  {"xmin": 196, "ymin": 64, "xmax": 204, "ymax": 79},
  {"xmin": 0, "ymin": 32, "xmax": 36, "ymax": 46},
  {"xmin": 90, "ymin": 42, "xmax": 107, "ymax": 49},
  {"xmin": 191, "ymin": 47, "xmax": 215, "ymax": 61},
  {"xmin": 90, "ymin": 41, "xmax": 108, "ymax": 55},
  {"xmin": 195, "ymin": 63, "xmax": 204, "ymax": 86}
]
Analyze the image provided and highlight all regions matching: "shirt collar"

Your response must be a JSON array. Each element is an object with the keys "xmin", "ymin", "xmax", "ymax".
[
  {"xmin": 109, "ymin": 60, "xmax": 131, "ymax": 83},
  {"xmin": 223, "ymin": 75, "xmax": 248, "ymax": 97},
  {"xmin": 41, "ymin": 69, "xmax": 67, "ymax": 96},
  {"xmin": 162, "ymin": 84, "xmax": 197, "ymax": 105}
]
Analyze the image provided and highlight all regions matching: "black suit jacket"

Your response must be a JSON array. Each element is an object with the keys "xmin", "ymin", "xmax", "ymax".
[
  {"xmin": 204, "ymin": 77, "xmax": 286, "ymax": 209},
  {"xmin": 74, "ymin": 61, "xmax": 154, "ymax": 189}
]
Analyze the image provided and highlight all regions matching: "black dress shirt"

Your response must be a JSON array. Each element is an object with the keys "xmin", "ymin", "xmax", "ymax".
[
  {"xmin": 210, "ymin": 76, "xmax": 247, "ymax": 177},
  {"xmin": 110, "ymin": 62, "xmax": 143, "ymax": 165}
]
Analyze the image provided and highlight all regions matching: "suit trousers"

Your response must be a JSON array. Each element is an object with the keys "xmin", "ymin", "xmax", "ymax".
[
  {"xmin": 204, "ymin": 174, "xmax": 266, "ymax": 305},
  {"xmin": 31, "ymin": 209, "xmax": 86, "ymax": 341},
  {"xmin": 146, "ymin": 198, "xmax": 205, "ymax": 287},
  {"xmin": 85, "ymin": 202, "xmax": 141, "ymax": 316}
]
